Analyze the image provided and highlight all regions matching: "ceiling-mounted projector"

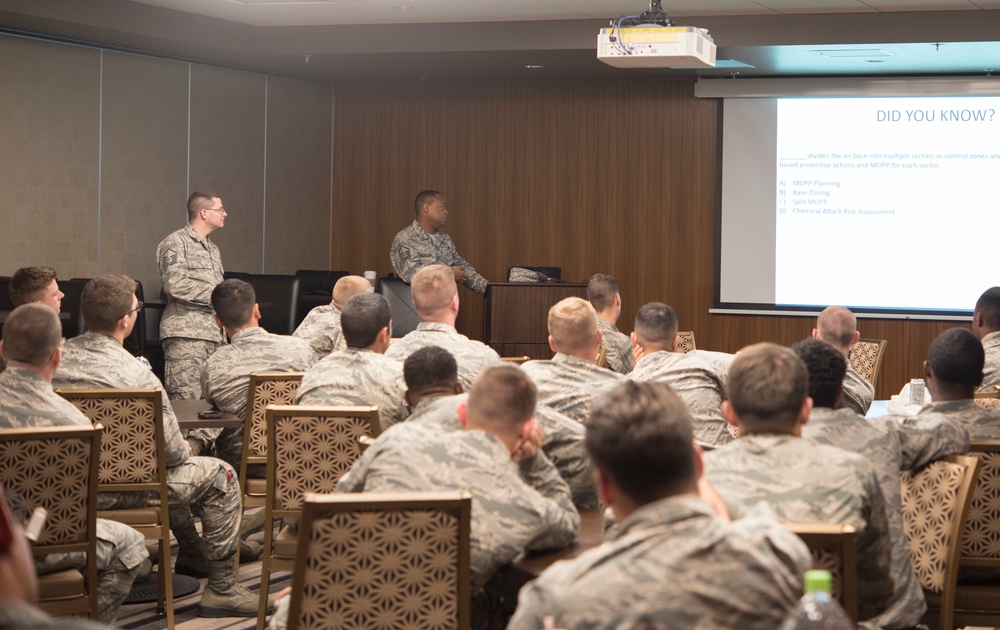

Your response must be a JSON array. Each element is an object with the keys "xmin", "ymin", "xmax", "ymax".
[{"xmin": 597, "ymin": 0, "xmax": 717, "ymax": 68}]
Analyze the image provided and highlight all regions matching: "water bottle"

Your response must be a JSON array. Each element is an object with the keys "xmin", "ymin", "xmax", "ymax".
[{"xmin": 778, "ymin": 570, "xmax": 855, "ymax": 629}]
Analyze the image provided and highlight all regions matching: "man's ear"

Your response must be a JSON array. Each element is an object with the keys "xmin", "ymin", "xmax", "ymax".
[
  {"xmin": 630, "ymin": 331, "xmax": 639, "ymax": 348},
  {"xmin": 811, "ymin": 328, "xmax": 820, "ymax": 340},
  {"xmin": 457, "ymin": 402, "xmax": 468, "ymax": 429},
  {"xmin": 851, "ymin": 330, "xmax": 861, "ymax": 346},
  {"xmin": 214, "ymin": 314, "xmax": 223, "ymax": 329},
  {"xmin": 722, "ymin": 400, "xmax": 741, "ymax": 430},
  {"xmin": 252, "ymin": 303, "xmax": 261, "ymax": 320},
  {"xmin": 0, "ymin": 341, "xmax": 6, "ymax": 361},
  {"xmin": 671, "ymin": 334, "xmax": 679, "ymax": 353},
  {"xmin": 454, "ymin": 382, "xmax": 464, "ymax": 395},
  {"xmin": 548, "ymin": 335, "xmax": 558, "ymax": 354},
  {"xmin": 404, "ymin": 389, "xmax": 414, "ymax": 408},
  {"xmin": 923, "ymin": 359, "xmax": 933, "ymax": 381},
  {"xmin": 595, "ymin": 468, "xmax": 616, "ymax": 511}
]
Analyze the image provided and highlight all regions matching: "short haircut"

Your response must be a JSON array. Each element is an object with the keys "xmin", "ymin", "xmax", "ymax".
[
  {"xmin": 466, "ymin": 365, "xmax": 537, "ymax": 436},
  {"xmin": 586, "ymin": 274, "xmax": 619, "ymax": 312},
  {"xmin": 211, "ymin": 279, "xmax": 255, "ymax": 328},
  {"xmin": 928, "ymin": 327, "xmax": 984, "ymax": 388},
  {"xmin": 403, "ymin": 346, "xmax": 458, "ymax": 392},
  {"xmin": 2, "ymin": 304, "xmax": 62, "ymax": 366},
  {"xmin": 633, "ymin": 302, "xmax": 679, "ymax": 345},
  {"xmin": 340, "ymin": 293, "xmax": 390, "ymax": 348},
  {"xmin": 414, "ymin": 190, "xmax": 442, "ymax": 214},
  {"xmin": 975, "ymin": 287, "xmax": 1000, "ymax": 331},
  {"xmin": 792, "ymin": 338, "xmax": 847, "ymax": 410},
  {"xmin": 8, "ymin": 267, "xmax": 57, "ymax": 307},
  {"xmin": 411, "ymin": 265, "xmax": 457, "ymax": 315},
  {"xmin": 332, "ymin": 276, "xmax": 371, "ymax": 309},
  {"xmin": 187, "ymin": 191, "xmax": 218, "ymax": 220},
  {"xmin": 816, "ymin": 305, "xmax": 857, "ymax": 350},
  {"xmin": 80, "ymin": 275, "xmax": 136, "ymax": 333},
  {"xmin": 727, "ymin": 342, "xmax": 809, "ymax": 432},
  {"xmin": 547, "ymin": 297, "xmax": 598, "ymax": 354},
  {"xmin": 586, "ymin": 381, "xmax": 697, "ymax": 505}
]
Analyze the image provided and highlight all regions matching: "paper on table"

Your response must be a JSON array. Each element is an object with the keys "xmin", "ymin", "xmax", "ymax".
[{"xmin": 885, "ymin": 381, "xmax": 932, "ymax": 417}]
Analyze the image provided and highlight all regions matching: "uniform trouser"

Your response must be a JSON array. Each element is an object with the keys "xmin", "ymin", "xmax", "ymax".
[
  {"xmin": 35, "ymin": 518, "xmax": 148, "ymax": 624},
  {"xmin": 162, "ymin": 337, "xmax": 221, "ymax": 451},
  {"xmin": 98, "ymin": 455, "xmax": 241, "ymax": 561}
]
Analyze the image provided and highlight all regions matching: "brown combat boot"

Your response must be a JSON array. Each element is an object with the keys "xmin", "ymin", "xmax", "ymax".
[{"xmin": 198, "ymin": 553, "xmax": 274, "ymax": 618}]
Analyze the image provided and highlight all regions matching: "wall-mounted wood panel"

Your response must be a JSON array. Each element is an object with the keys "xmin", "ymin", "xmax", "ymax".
[
  {"xmin": 0, "ymin": 36, "xmax": 100, "ymax": 279},
  {"xmin": 330, "ymin": 77, "xmax": 964, "ymax": 399}
]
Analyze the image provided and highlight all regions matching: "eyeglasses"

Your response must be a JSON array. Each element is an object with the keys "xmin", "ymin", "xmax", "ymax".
[
  {"xmin": 205, "ymin": 207, "xmax": 227, "ymax": 214},
  {"xmin": 123, "ymin": 300, "xmax": 143, "ymax": 318}
]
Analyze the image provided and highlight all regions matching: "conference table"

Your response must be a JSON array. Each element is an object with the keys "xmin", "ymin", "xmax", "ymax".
[
  {"xmin": 510, "ymin": 508, "xmax": 606, "ymax": 578},
  {"xmin": 170, "ymin": 399, "xmax": 241, "ymax": 430}
]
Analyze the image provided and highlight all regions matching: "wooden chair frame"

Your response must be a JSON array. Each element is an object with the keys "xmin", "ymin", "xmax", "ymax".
[
  {"xmin": 675, "ymin": 331, "xmax": 696, "ymax": 353},
  {"xmin": 848, "ymin": 338, "xmax": 887, "ymax": 387},
  {"xmin": 784, "ymin": 522, "xmax": 858, "ymax": 623},
  {"xmin": 500, "ymin": 355, "xmax": 531, "ymax": 365},
  {"xmin": 240, "ymin": 372, "xmax": 305, "ymax": 510},
  {"xmin": 57, "ymin": 387, "xmax": 174, "ymax": 628},
  {"xmin": 595, "ymin": 347, "xmax": 609, "ymax": 369},
  {"xmin": 257, "ymin": 404, "xmax": 382, "ymax": 630},
  {"xmin": 286, "ymin": 491, "xmax": 472, "ymax": 630},
  {"xmin": 0, "ymin": 425, "xmax": 102, "ymax": 620}
]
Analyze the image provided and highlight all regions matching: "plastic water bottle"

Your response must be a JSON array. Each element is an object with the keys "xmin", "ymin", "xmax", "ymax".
[{"xmin": 778, "ymin": 570, "xmax": 855, "ymax": 629}]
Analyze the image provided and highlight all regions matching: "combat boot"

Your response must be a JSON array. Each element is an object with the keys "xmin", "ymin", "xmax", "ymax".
[
  {"xmin": 198, "ymin": 553, "xmax": 274, "ymax": 618},
  {"xmin": 172, "ymin": 517, "xmax": 209, "ymax": 578},
  {"xmin": 240, "ymin": 508, "xmax": 266, "ymax": 538}
]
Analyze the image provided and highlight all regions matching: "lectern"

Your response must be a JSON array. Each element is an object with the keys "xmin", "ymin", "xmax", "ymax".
[{"xmin": 483, "ymin": 282, "xmax": 588, "ymax": 359}]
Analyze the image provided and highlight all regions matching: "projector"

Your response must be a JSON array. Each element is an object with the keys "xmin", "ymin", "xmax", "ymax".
[{"xmin": 598, "ymin": 26, "xmax": 717, "ymax": 68}]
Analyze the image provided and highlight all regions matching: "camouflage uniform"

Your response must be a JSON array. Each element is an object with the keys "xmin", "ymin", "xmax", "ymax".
[
  {"xmin": 0, "ymin": 367, "xmax": 148, "ymax": 625},
  {"xmin": 804, "ymin": 407, "xmax": 970, "ymax": 629},
  {"xmin": 408, "ymin": 393, "xmax": 597, "ymax": 509},
  {"xmin": 978, "ymin": 330, "xmax": 1000, "ymax": 394},
  {"xmin": 915, "ymin": 398, "xmax": 1000, "ymax": 440},
  {"xmin": 291, "ymin": 303, "xmax": 344, "ymax": 358},
  {"xmin": 628, "ymin": 350, "xmax": 732, "ymax": 447},
  {"xmin": 336, "ymin": 421, "xmax": 579, "ymax": 590},
  {"xmin": 704, "ymin": 434, "xmax": 894, "ymax": 626},
  {"xmin": 296, "ymin": 347, "xmax": 408, "ymax": 431},
  {"xmin": 0, "ymin": 599, "xmax": 111, "ymax": 629},
  {"xmin": 201, "ymin": 327, "xmax": 317, "ymax": 468},
  {"xmin": 842, "ymin": 363, "xmax": 875, "ymax": 416},
  {"xmin": 509, "ymin": 497, "xmax": 812, "ymax": 630},
  {"xmin": 52, "ymin": 332, "xmax": 242, "ymax": 562},
  {"xmin": 157, "ymin": 223, "xmax": 225, "ymax": 400},
  {"xmin": 389, "ymin": 220, "xmax": 487, "ymax": 293},
  {"xmin": 596, "ymin": 317, "xmax": 634, "ymax": 375},
  {"xmin": 520, "ymin": 353, "xmax": 625, "ymax": 424},
  {"xmin": 385, "ymin": 322, "xmax": 501, "ymax": 390}
]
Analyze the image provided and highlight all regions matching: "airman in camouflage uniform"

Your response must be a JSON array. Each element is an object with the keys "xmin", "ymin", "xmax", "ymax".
[
  {"xmin": 202, "ymin": 279, "xmax": 317, "ymax": 469},
  {"xmin": 296, "ymin": 292, "xmax": 408, "ymax": 431},
  {"xmin": 337, "ymin": 365, "xmax": 579, "ymax": 590},
  {"xmin": 291, "ymin": 275, "xmax": 370, "ymax": 358},
  {"xmin": 510, "ymin": 380, "xmax": 811, "ymax": 630},
  {"xmin": 48, "ymin": 276, "xmax": 260, "ymax": 618},
  {"xmin": 842, "ymin": 362, "xmax": 876, "ymax": 416},
  {"xmin": 587, "ymin": 273, "xmax": 634, "ymax": 374},
  {"xmin": 0, "ymin": 304, "xmax": 148, "ymax": 625},
  {"xmin": 704, "ymin": 342, "xmax": 894, "ymax": 627},
  {"xmin": 389, "ymin": 190, "xmax": 487, "ymax": 293},
  {"xmin": 972, "ymin": 287, "xmax": 1000, "ymax": 393},
  {"xmin": 979, "ymin": 331, "xmax": 1000, "ymax": 394},
  {"xmin": 795, "ymin": 338, "xmax": 970, "ymax": 629},
  {"xmin": 813, "ymin": 305, "xmax": 875, "ymax": 414},
  {"xmin": 521, "ymin": 297, "xmax": 624, "ymax": 423},
  {"xmin": 157, "ymin": 192, "xmax": 226, "ymax": 401}
]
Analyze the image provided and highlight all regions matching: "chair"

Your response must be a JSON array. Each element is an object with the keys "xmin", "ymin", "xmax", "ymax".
[
  {"xmin": 900, "ymin": 454, "xmax": 979, "ymax": 630},
  {"xmin": 501, "ymin": 355, "xmax": 531, "ymax": 365},
  {"xmin": 675, "ymin": 331, "xmax": 696, "ymax": 353},
  {"xmin": 257, "ymin": 404, "xmax": 382, "ymax": 629},
  {"xmin": 974, "ymin": 390, "xmax": 1000, "ymax": 409},
  {"xmin": 240, "ymin": 372, "xmax": 305, "ymax": 512},
  {"xmin": 377, "ymin": 275, "xmax": 419, "ymax": 337},
  {"xmin": 143, "ymin": 300, "xmax": 167, "ymax": 383},
  {"xmin": 58, "ymin": 388, "xmax": 175, "ymax": 628},
  {"xmin": 0, "ymin": 425, "xmax": 102, "ymax": 620},
  {"xmin": 294, "ymin": 269, "xmax": 349, "ymax": 328},
  {"xmin": 284, "ymin": 491, "xmax": 472, "ymax": 630},
  {"xmin": 595, "ymin": 346, "xmax": 609, "ymax": 368},
  {"xmin": 848, "ymin": 338, "xmax": 887, "ymax": 388},
  {"xmin": 243, "ymin": 274, "xmax": 301, "ymax": 336},
  {"xmin": 784, "ymin": 522, "xmax": 858, "ymax": 623},
  {"xmin": 506, "ymin": 266, "xmax": 561, "ymax": 282},
  {"xmin": 60, "ymin": 278, "xmax": 90, "ymax": 339}
]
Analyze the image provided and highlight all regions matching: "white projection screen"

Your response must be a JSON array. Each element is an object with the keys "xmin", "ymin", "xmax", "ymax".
[{"xmin": 704, "ymin": 77, "xmax": 1000, "ymax": 320}]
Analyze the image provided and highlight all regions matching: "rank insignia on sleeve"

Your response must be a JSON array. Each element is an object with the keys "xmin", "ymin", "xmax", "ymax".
[{"xmin": 162, "ymin": 251, "xmax": 178, "ymax": 267}]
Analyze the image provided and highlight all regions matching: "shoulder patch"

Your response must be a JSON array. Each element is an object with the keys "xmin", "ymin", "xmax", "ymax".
[{"xmin": 161, "ymin": 250, "xmax": 178, "ymax": 267}]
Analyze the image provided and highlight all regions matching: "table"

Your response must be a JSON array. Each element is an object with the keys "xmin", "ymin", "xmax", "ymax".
[
  {"xmin": 170, "ymin": 399, "xmax": 242, "ymax": 430},
  {"xmin": 511, "ymin": 509, "xmax": 606, "ymax": 578},
  {"xmin": 484, "ymin": 283, "xmax": 588, "ymax": 360}
]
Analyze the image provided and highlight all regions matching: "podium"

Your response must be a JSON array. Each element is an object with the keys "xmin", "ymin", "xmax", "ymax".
[{"xmin": 484, "ymin": 282, "xmax": 588, "ymax": 359}]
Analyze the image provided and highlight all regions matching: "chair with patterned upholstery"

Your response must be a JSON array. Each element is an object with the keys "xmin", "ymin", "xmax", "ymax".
[
  {"xmin": 675, "ymin": 331, "xmax": 696, "ymax": 353},
  {"xmin": 57, "ymin": 388, "xmax": 175, "ymax": 628},
  {"xmin": 257, "ymin": 404, "xmax": 382, "ymax": 630},
  {"xmin": 900, "ymin": 454, "xmax": 979, "ymax": 630},
  {"xmin": 784, "ymin": 522, "xmax": 858, "ymax": 623},
  {"xmin": 974, "ymin": 390, "xmax": 1000, "ymax": 409},
  {"xmin": 848, "ymin": 338, "xmax": 887, "ymax": 388},
  {"xmin": 284, "ymin": 491, "xmax": 472, "ymax": 630},
  {"xmin": 0, "ymin": 425, "xmax": 102, "ymax": 620}
]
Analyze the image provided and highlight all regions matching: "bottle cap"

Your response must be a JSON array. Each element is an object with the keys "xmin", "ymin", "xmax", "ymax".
[{"xmin": 803, "ymin": 569, "xmax": 833, "ymax": 594}]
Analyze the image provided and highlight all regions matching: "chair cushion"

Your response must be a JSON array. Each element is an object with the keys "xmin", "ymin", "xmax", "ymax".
[
  {"xmin": 38, "ymin": 568, "xmax": 85, "ymax": 599},
  {"xmin": 952, "ymin": 582, "xmax": 1000, "ymax": 611},
  {"xmin": 273, "ymin": 526, "xmax": 298, "ymax": 560},
  {"xmin": 246, "ymin": 478, "xmax": 267, "ymax": 497},
  {"xmin": 99, "ymin": 508, "xmax": 163, "ymax": 527}
]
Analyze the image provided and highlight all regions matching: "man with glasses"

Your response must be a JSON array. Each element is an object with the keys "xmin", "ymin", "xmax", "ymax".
[{"xmin": 156, "ymin": 192, "xmax": 226, "ymax": 413}]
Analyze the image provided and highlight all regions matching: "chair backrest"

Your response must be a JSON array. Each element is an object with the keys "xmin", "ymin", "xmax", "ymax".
[
  {"xmin": 60, "ymin": 278, "xmax": 90, "ymax": 339},
  {"xmin": 900, "ymin": 454, "xmax": 979, "ymax": 630},
  {"xmin": 241, "ymin": 372, "xmax": 304, "ymax": 491},
  {"xmin": 265, "ymin": 405, "xmax": 382, "ymax": 517},
  {"xmin": 377, "ymin": 276, "xmax": 419, "ymax": 337},
  {"xmin": 784, "ymin": 522, "xmax": 858, "ymax": 623},
  {"xmin": 974, "ymin": 391, "xmax": 1000, "ymax": 409},
  {"xmin": 243, "ymin": 273, "xmax": 301, "ymax": 336},
  {"xmin": 848, "ymin": 338, "xmax": 887, "ymax": 387},
  {"xmin": 500, "ymin": 355, "xmax": 531, "ymax": 365},
  {"xmin": 57, "ymin": 388, "xmax": 168, "ymax": 494},
  {"xmin": 294, "ymin": 269, "xmax": 350, "ymax": 328},
  {"xmin": 962, "ymin": 441, "xmax": 1000, "ymax": 565},
  {"xmin": 0, "ymin": 425, "xmax": 102, "ymax": 618},
  {"xmin": 595, "ymin": 346, "xmax": 609, "ymax": 368},
  {"xmin": 286, "ymin": 491, "xmax": 472, "ymax": 630},
  {"xmin": 675, "ymin": 331, "xmax": 696, "ymax": 353}
]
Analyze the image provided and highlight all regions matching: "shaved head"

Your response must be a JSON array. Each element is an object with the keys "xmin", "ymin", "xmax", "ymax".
[
  {"xmin": 332, "ymin": 276, "xmax": 371, "ymax": 310},
  {"xmin": 815, "ymin": 306, "xmax": 858, "ymax": 352}
]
